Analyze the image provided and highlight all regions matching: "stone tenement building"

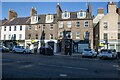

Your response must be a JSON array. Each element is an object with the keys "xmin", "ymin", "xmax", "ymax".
[
  {"xmin": 93, "ymin": 2, "xmax": 120, "ymax": 52},
  {"xmin": 0, "ymin": 3, "xmax": 94, "ymax": 53}
]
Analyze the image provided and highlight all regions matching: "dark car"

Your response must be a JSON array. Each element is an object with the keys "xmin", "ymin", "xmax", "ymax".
[
  {"xmin": 39, "ymin": 46, "xmax": 54, "ymax": 55},
  {"xmin": 0, "ymin": 46, "xmax": 10, "ymax": 52}
]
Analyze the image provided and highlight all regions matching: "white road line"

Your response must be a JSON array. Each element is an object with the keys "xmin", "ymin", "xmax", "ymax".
[
  {"xmin": 38, "ymin": 63, "xmax": 88, "ymax": 70},
  {"xmin": 19, "ymin": 64, "xmax": 33, "ymax": 69},
  {"xmin": 117, "ymin": 68, "xmax": 120, "ymax": 70},
  {"xmin": 113, "ymin": 65, "xmax": 119, "ymax": 68},
  {"xmin": 59, "ymin": 74, "xmax": 67, "ymax": 77}
]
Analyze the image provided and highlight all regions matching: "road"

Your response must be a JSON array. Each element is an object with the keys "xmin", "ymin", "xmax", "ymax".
[{"xmin": 1, "ymin": 52, "xmax": 120, "ymax": 79}]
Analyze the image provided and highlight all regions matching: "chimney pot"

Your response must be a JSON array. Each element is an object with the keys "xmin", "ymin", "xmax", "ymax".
[{"xmin": 98, "ymin": 8, "xmax": 104, "ymax": 14}]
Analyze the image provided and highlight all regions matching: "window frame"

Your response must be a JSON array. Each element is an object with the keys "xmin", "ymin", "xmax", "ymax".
[
  {"xmin": 28, "ymin": 34, "xmax": 31, "ymax": 39},
  {"xmin": 84, "ymin": 20, "xmax": 89, "ymax": 28},
  {"xmin": 76, "ymin": 21, "xmax": 80, "ymax": 28},
  {"xmin": 84, "ymin": 31, "xmax": 89, "ymax": 40},
  {"xmin": 19, "ymin": 34, "xmax": 22, "ymax": 40},
  {"xmin": 20, "ymin": 26, "xmax": 22, "ymax": 31},
  {"xmin": 36, "ymin": 34, "xmax": 38, "ymax": 39},
  {"xmin": 104, "ymin": 33, "xmax": 108, "ymax": 40},
  {"xmin": 76, "ymin": 32, "xmax": 80, "ymax": 39},
  {"xmin": 50, "ymin": 24, "xmax": 54, "ymax": 30},
  {"xmin": 118, "ymin": 33, "xmax": 120, "ymax": 39},
  {"xmin": 67, "ymin": 21, "xmax": 72, "ymax": 28},
  {"xmin": 4, "ymin": 34, "xmax": 6, "ymax": 40},
  {"xmin": 50, "ymin": 34, "xmax": 53, "ymax": 39},
  {"xmin": 59, "ymin": 22, "xmax": 63, "ymax": 29},
  {"xmin": 9, "ymin": 26, "xmax": 11, "ymax": 31},
  {"xmin": 103, "ymin": 21, "xmax": 108, "ymax": 30},
  {"xmin": 9, "ymin": 34, "xmax": 11, "ymax": 40},
  {"xmin": 4, "ymin": 26, "xmax": 6, "ymax": 31},
  {"xmin": 14, "ymin": 26, "xmax": 17, "ymax": 31},
  {"xmin": 28, "ymin": 25, "xmax": 32, "ymax": 30}
]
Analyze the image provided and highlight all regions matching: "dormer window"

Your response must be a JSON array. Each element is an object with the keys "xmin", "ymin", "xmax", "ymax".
[
  {"xmin": 46, "ymin": 14, "xmax": 54, "ymax": 23},
  {"xmin": 62, "ymin": 11, "xmax": 70, "ymax": 19},
  {"xmin": 77, "ymin": 11, "xmax": 86, "ymax": 18},
  {"xmin": 31, "ymin": 15, "xmax": 38, "ymax": 24}
]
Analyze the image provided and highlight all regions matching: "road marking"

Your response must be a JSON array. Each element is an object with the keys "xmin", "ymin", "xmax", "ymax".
[
  {"xmin": 117, "ymin": 68, "xmax": 120, "ymax": 70},
  {"xmin": 38, "ymin": 63, "xmax": 88, "ymax": 70},
  {"xmin": 59, "ymin": 74, "xmax": 67, "ymax": 77},
  {"xmin": 19, "ymin": 64, "xmax": 33, "ymax": 69},
  {"xmin": 113, "ymin": 65, "xmax": 119, "ymax": 68}
]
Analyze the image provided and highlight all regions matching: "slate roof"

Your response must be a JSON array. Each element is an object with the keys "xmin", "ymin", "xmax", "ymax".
[
  {"xmin": 0, "ymin": 19, "xmax": 8, "ymax": 26},
  {"xmin": 58, "ymin": 11, "xmax": 93, "ymax": 20},
  {"xmin": 6, "ymin": 17, "xmax": 30, "ymax": 26}
]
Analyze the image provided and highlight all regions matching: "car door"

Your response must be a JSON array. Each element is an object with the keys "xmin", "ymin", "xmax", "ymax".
[{"xmin": 20, "ymin": 46, "xmax": 24, "ymax": 52}]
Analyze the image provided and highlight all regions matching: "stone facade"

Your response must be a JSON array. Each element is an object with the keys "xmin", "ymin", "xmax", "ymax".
[{"xmin": 94, "ymin": 2, "xmax": 120, "ymax": 52}]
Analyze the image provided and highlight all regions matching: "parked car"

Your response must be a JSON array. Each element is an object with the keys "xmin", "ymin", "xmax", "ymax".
[
  {"xmin": 12, "ymin": 46, "xmax": 31, "ymax": 54},
  {"xmin": 82, "ymin": 49, "xmax": 97, "ymax": 58},
  {"xmin": 0, "ymin": 46, "xmax": 10, "ymax": 52},
  {"xmin": 98, "ymin": 49, "xmax": 117, "ymax": 59},
  {"xmin": 39, "ymin": 46, "xmax": 54, "ymax": 55}
]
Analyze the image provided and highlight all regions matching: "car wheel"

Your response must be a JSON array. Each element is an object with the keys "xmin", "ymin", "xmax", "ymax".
[
  {"xmin": 23, "ymin": 51, "xmax": 26, "ymax": 54},
  {"xmin": 12, "ymin": 50, "xmax": 16, "ymax": 53},
  {"xmin": 99, "ymin": 57, "xmax": 102, "ymax": 59}
]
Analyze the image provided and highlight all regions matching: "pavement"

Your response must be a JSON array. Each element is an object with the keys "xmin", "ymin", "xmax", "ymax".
[{"xmin": 1, "ymin": 52, "xmax": 120, "ymax": 79}]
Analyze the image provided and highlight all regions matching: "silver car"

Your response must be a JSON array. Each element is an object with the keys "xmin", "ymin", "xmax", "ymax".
[
  {"xmin": 12, "ymin": 46, "xmax": 31, "ymax": 54},
  {"xmin": 82, "ymin": 49, "xmax": 97, "ymax": 57},
  {"xmin": 98, "ymin": 49, "xmax": 117, "ymax": 59}
]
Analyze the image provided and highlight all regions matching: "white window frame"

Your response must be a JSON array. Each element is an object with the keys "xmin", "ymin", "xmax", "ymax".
[
  {"xmin": 46, "ymin": 15, "xmax": 54, "ymax": 23},
  {"xmin": 9, "ymin": 26, "xmax": 11, "ymax": 31},
  {"xmin": 14, "ymin": 26, "xmax": 17, "ymax": 31},
  {"xmin": 103, "ymin": 21, "xmax": 108, "ymax": 29},
  {"xmin": 19, "ymin": 34, "xmax": 22, "ymax": 40},
  {"xmin": 76, "ymin": 32, "xmax": 80, "ymax": 39},
  {"xmin": 84, "ymin": 20, "xmax": 89, "ymax": 27},
  {"xmin": 67, "ymin": 21, "xmax": 72, "ymax": 28},
  {"xmin": 4, "ymin": 34, "xmax": 6, "ymax": 40},
  {"xmin": 59, "ymin": 22, "xmax": 63, "ymax": 29},
  {"xmin": 77, "ymin": 12, "xmax": 86, "ymax": 18},
  {"xmin": 31, "ymin": 15, "xmax": 38, "ymax": 24},
  {"xmin": 62, "ymin": 11, "xmax": 70, "ymax": 19},
  {"xmin": 4, "ymin": 26, "xmax": 6, "ymax": 31},
  {"xmin": 20, "ymin": 26, "xmax": 22, "ymax": 31},
  {"xmin": 35, "ymin": 26, "xmax": 38, "ymax": 30},
  {"xmin": 9, "ymin": 34, "xmax": 11, "ymax": 40}
]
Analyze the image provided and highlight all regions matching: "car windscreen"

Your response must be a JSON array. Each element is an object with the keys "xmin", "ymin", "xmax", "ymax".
[{"xmin": 101, "ymin": 49, "xmax": 108, "ymax": 52}]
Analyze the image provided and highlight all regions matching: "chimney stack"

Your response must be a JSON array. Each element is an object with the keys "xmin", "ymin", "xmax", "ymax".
[
  {"xmin": 98, "ymin": 8, "xmax": 104, "ymax": 14},
  {"xmin": 30, "ymin": 7, "xmax": 37, "ymax": 16},
  {"xmin": 107, "ymin": 1, "xmax": 116, "ymax": 13},
  {"xmin": 56, "ymin": 3, "xmax": 62, "ymax": 19},
  {"xmin": 8, "ymin": 9, "xmax": 17, "ymax": 20},
  {"xmin": 86, "ymin": 3, "xmax": 92, "ymax": 18}
]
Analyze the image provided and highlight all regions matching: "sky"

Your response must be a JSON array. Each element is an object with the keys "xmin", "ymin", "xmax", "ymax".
[{"xmin": 1, "ymin": 2, "xmax": 119, "ymax": 20}]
